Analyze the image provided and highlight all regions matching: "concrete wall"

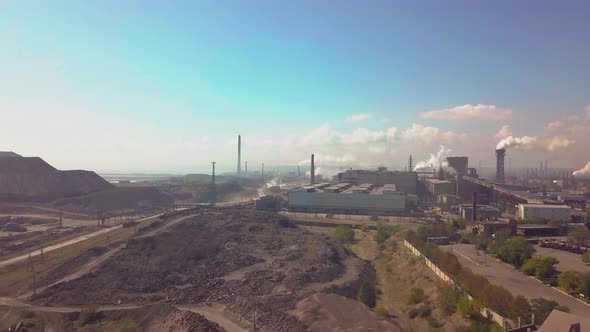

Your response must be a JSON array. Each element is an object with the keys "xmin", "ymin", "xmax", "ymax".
[
  {"xmin": 288, "ymin": 190, "xmax": 405, "ymax": 214},
  {"xmin": 403, "ymin": 240, "xmax": 507, "ymax": 327},
  {"xmin": 518, "ymin": 204, "xmax": 571, "ymax": 221}
]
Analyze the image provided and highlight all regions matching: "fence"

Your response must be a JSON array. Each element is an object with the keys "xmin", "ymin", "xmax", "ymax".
[{"xmin": 403, "ymin": 240, "xmax": 507, "ymax": 327}]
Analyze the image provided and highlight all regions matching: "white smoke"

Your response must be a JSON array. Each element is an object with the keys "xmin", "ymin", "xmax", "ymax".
[
  {"xmin": 573, "ymin": 162, "xmax": 590, "ymax": 177},
  {"xmin": 496, "ymin": 135, "xmax": 573, "ymax": 151},
  {"xmin": 496, "ymin": 136, "xmax": 538, "ymax": 150},
  {"xmin": 414, "ymin": 145, "xmax": 451, "ymax": 171},
  {"xmin": 298, "ymin": 153, "xmax": 356, "ymax": 166}
]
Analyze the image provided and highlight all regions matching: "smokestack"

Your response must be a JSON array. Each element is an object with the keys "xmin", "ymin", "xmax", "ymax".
[
  {"xmin": 261, "ymin": 163, "xmax": 264, "ymax": 177},
  {"xmin": 472, "ymin": 192, "xmax": 477, "ymax": 222},
  {"xmin": 237, "ymin": 135, "xmax": 241, "ymax": 176},
  {"xmin": 245, "ymin": 161, "xmax": 248, "ymax": 175},
  {"xmin": 297, "ymin": 165, "xmax": 301, "ymax": 177},
  {"xmin": 496, "ymin": 148, "xmax": 506, "ymax": 183},
  {"xmin": 310, "ymin": 154, "xmax": 315, "ymax": 185},
  {"xmin": 409, "ymin": 155, "xmax": 413, "ymax": 172},
  {"xmin": 211, "ymin": 161, "xmax": 216, "ymax": 184},
  {"xmin": 211, "ymin": 161, "xmax": 217, "ymax": 206}
]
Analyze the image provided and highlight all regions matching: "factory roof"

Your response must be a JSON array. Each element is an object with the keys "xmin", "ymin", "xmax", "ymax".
[
  {"xmin": 293, "ymin": 183, "xmax": 401, "ymax": 195},
  {"xmin": 517, "ymin": 224, "xmax": 559, "ymax": 229},
  {"xmin": 519, "ymin": 204, "xmax": 571, "ymax": 209},
  {"xmin": 425, "ymin": 179, "xmax": 454, "ymax": 184}
]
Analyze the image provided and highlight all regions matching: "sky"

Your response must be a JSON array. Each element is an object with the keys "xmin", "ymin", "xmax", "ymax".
[{"xmin": 1, "ymin": 1, "xmax": 589, "ymax": 174}]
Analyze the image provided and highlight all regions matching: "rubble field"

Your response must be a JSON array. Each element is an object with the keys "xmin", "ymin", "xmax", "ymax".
[{"xmin": 34, "ymin": 209, "xmax": 374, "ymax": 331}]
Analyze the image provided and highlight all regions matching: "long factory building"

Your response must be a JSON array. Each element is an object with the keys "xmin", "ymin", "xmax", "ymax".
[{"xmin": 288, "ymin": 182, "xmax": 406, "ymax": 215}]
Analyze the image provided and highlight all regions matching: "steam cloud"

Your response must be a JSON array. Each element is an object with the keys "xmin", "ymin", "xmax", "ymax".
[
  {"xmin": 414, "ymin": 145, "xmax": 451, "ymax": 171},
  {"xmin": 496, "ymin": 136, "xmax": 573, "ymax": 151},
  {"xmin": 573, "ymin": 162, "xmax": 590, "ymax": 177}
]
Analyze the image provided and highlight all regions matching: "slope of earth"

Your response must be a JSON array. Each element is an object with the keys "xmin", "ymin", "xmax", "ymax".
[
  {"xmin": 0, "ymin": 304, "xmax": 226, "ymax": 332},
  {"xmin": 33, "ymin": 210, "xmax": 372, "ymax": 331},
  {"xmin": 0, "ymin": 154, "xmax": 112, "ymax": 201},
  {"xmin": 52, "ymin": 186, "xmax": 173, "ymax": 212},
  {"xmin": 292, "ymin": 293, "xmax": 404, "ymax": 332}
]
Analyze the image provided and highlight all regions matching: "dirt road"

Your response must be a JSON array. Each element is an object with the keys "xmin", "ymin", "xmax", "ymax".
[
  {"xmin": 0, "ymin": 213, "xmax": 162, "ymax": 268},
  {"xmin": 440, "ymin": 243, "xmax": 590, "ymax": 317}
]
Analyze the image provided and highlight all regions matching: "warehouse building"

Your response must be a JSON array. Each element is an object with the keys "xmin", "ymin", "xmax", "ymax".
[
  {"xmin": 337, "ymin": 169, "xmax": 417, "ymax": 194},
  {"xmin": 425, "ymin": 179, "xmax": 456, "ymax": 196},
  {"xmin": 288, "ymin": 182, "xmax": 405, "ymax": 215},
  {"xmin": 517, "ymin": 204, "xmax": 571, "ymax": 221},
  {"xmin": 459, "ymin": 204, "xmax": 502, "ymax": 221}
]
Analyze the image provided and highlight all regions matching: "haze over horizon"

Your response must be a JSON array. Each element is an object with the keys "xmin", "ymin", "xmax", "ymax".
[{"xmin": 1, "ymin": 1, "xmax": 589, "ymax": 173}]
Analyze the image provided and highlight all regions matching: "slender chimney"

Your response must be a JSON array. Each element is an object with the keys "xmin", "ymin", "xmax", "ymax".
[
  {"xmin": 310, "ymin": 154, "xmax": 315, "ymax": 185},
  {"xmin": 496, "ymin": 148, "xmax": 506, "ymax": 183},
  {"xmin": 211, "ymin": 161, "xmax": 217, "ymax": 206},
  {"xmin": 297, "ymin": 165, "xmax": 301, "ymax": 177},
  {"xmin": 245, "ymin": 161, "xmax": 248, "ymax": 175},
  {"xmin": 237, "ymin": 135, "xmax": 241, "ymax": 176},
  {"xmin": 472, "ymin": 192, "xmax": 477, "ymax": 222},
  {"xmin": 261, "ymin": 163, "xmax": 264, "ymax": 177}
]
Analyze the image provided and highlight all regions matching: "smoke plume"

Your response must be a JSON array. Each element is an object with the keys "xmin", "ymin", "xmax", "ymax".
[
  {"xmin": 573, "ymin": 162, "xmax": 590, "ymax": 177},
  {"xmin": 496, "ymin": 135, "xmax": 573, "ymax": 151},
  {"xmin": 414, "ymin": 145, "xmax": 451, "ymax": 171}
]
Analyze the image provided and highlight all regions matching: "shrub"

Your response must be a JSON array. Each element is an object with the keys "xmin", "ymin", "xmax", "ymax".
[
  {"xmin": 494, "ymin": 237, "xmax": 535, "ymax": 268},
  {"xmin": 582, "ymin": 252, "xmax": 590, "ymax": 264},
  {"xmin": 374, "ymin": 306, "xmax": 389, "ymax": 317},
  {"xmin": 409, "ymin": 287, "xmax": 425, "ymax": 304},
  {"xmin": 359, "ymin": 223, "xmax": 369, "ymax": 233},
  {"xmin": 418, "ymin": 305, "xmax": 432, "ymax": 318},
  {"xmin": 376, "ymin": 223, "xmax": 400, "ymax": 245},
  {"xmin": 357, "ymin": 281, "xmax": 376, "ymax": 308},
  {"xmin": 531, "ymin": 298, "xmax": 569, "ymax": 325},
  {"xmin": 438, "ymin": 284, "xmax": 461, "ymax": 315},
  {"xmin": 521, "ymin": 256, "xmax": 559, "ymax": 282},
  {"xmin": 408, "ymin": 308, "xmax": 419, "ymax": 318},
  {"xmin": 332, "ymin": 225, "xmax": 354, "ymax": 244},
  {"xmin": 457, "ymin": 297, "xmax": 481, "ymax": 319}
]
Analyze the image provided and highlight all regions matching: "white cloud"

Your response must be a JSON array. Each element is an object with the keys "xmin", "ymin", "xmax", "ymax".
[
  {"xmin": 544, "ymin": 121, "xmax": 563, "ymax": 132},
  {"xmin": 299, "ymin": 123, "xmax": 340, "ymax": 146},
  {"xmin": 495, "ymin": 125, "xmax": 512, "ymax": 139},
  {"xmin": 341, "ymin": 128, "xmax": 385, "ymax": 144},
  {"xmin": 347, "ymin": 113, "xmax": 372, "ymax": 122},
  {"xmin": 421, "ymin": 104, "xmax": 512, "ymax": 120},
  {"xmin": 401, "ymin": 123, "xmax": 466, "ymax": 145}
]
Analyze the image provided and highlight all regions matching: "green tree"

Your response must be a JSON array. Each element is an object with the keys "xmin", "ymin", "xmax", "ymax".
[
  {"xmin": 332, "ymin": 225, "xmax": 354, "ymax": 244},
  {"xmin": 570, "ymin": 228, "xmax": 590, "ymax": 245},
  {"xmin": 376, "ymin": 223, "xmax": 399, "ymax": 245},
  {"xmin": 559, "ymin": 270, "xmax": 582, "ymax": 293},
  {"xmin": 578, "ymin": 273, "xmax": 590, "ymax": 298},
  {"xmin": 510, "ymin": 295, "xmax": 531, "ymax": 322},
  {"xmin": 582, "ymin": 252, "xmax": 590, "ymax": 264},
  {"xmin": 494, "ymin": 237, "xmax": 535, "ymax": 268},
  {"xmin": 521, "ymin": 256, "xmax": 559, "ymax": 282},
  {"xmin": 531, "ymin": 298, "xmax": 569, "ymax": 325}
]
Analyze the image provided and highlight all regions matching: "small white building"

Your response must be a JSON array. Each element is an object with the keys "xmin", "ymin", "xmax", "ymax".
[{"xmin": 517, "ymin": 204, "xmax": 571, "ymax": 221}]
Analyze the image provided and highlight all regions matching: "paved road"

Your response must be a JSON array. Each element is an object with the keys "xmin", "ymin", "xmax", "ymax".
[
  {"xmin": 0, "ymin": 213, "xmax": 162, "ymax": 269},
  {"xmin": 440, "ymin": 243, "xmax": 590, "ymax": 317},
  {"xmin": 534, "ymin": 245, "xmax": 590, "ymax": 273}
]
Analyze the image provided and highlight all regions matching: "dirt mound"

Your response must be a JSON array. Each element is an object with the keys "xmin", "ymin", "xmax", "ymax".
[
  {"xmin": 293, "ymin": 293, "xmax": 404, "ymax": 332},
  {"xmin": 0, "ymin": 154, "xmax": 112, "ymax": 201},
  {"xmin": 53, "ymin": 186, "xmax": 173, "ymax": 211},
  {"xmin": 35, "ymin": 210, "xmax": 370, "ymax": 331},
  {"xmin": 0, "ymin": 304, "xmax": 225, "ymax": 332}
]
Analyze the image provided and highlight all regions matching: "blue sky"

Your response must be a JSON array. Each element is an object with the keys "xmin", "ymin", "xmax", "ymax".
[{"xmin": 1, "ymin": 1, "xmax": 589, "ymax": 173}]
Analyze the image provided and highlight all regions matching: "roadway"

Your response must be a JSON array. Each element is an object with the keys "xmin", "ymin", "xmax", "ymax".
[{"xmin": 439, "ymin": 243, "xmax": 590, "ymax": 317}]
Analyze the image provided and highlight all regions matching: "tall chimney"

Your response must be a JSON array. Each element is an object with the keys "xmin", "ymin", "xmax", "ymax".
[
  {"xmin": 310, "ymin": 154, "xmax": 315, "ymax": 185},
  {"xmin": 297, "ymin": 165, "xmax": 301, "ymax": 177},
  {"xmin": 261, "ymin": 163, "xmax": 264, "ymax": 177},
  {"xmin": 237, "ymin": 135, "xmax": 241, "ymax": 176},
  {"xmin": 496, "ymin": 149, "xmax": 506, "ymax": 183},
  {"xmin": 245, "ymin": 161, "xmax": 248, "ymax": 175},
  {"xmin": 211, "ymin": 161, "xmax": 217, "ymax": 206}
]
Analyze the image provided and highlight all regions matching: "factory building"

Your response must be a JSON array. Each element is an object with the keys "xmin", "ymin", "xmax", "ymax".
[
  {"xmin": 459, "ymin": 204, "xmax": 502, "ymax": 221},
  {"xmin": 517, "ymin": 204, "xmax": 571, "ymax": 221},
  {"xmin": 288, "ymin": 183, "xmax": 405, "ymax": 215},
  {"xmin": 337, "ymin": 169, "xmax": 417, "ymax": 194},
  {"xmin": 425, "ymin": 179, "xmax": 456, "ymax": 196}
]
